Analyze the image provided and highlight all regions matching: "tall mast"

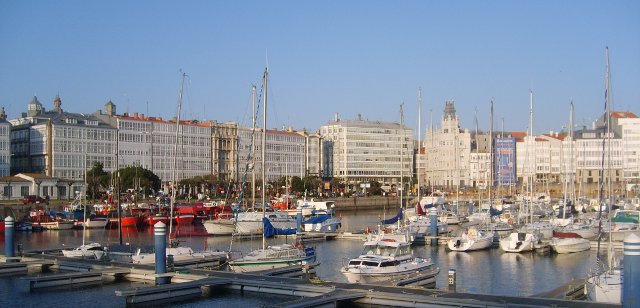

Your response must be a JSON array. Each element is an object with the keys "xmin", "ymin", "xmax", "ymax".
[
  {"xmin": 417, "ymin": 88, "xmax": 422, "ymax": 200},
  {"xmin": 489, "ymin": 100, "xmax": 494, "ymax": 208},
  {"xmin": 261, "ymin": 67, "xmax": 268, "ymax": 250},
  {"xmin": 400, "ymin": 103, "xmax": 405, "ymax": 216},
  {"xmin": 169, "ymin": 72, "xmax": 186, "ymax": 238},
  {"xmin": 529, "ymin": 90, "xmax": 534, "ymax": 223},
  {"xmin": 569, "ymin": 100, "xmax": 575, "ymax": 206},
  {"xmin": 83, "ymin": 145, "xmax": 87, "ymax": 247},
  {"xmin": 251, "ymin": 84, "xmax": 257, "ymax": 208},
  {"xmin": 605, "ymin": 47, "xmax": 612, "ymax": 209}
]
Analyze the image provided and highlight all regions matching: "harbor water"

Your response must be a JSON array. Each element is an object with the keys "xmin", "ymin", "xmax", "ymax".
[{"xmin": 0, "ymin": 209, "xmax": 597, "ymax": 306}]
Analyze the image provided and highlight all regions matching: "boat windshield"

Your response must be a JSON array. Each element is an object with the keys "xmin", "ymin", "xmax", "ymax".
[{"xmin": 363, "ymin": 244, "xmax": 397, "ymax": 257}]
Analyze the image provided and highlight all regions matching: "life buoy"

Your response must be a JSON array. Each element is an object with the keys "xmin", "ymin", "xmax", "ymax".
[{"xmin": 507, "ymin": 218, "xmax": 514, "ymax": 225}]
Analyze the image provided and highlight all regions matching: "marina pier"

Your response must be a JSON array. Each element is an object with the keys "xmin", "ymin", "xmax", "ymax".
[{"xmin": 0, "ymin": 252, "xmax": 618, "ymax": 307}]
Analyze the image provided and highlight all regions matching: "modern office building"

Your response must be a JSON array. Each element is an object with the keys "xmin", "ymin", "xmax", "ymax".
[{"xmin": 320, "ymin": 113, "xmax": 413, "ymax": 188}]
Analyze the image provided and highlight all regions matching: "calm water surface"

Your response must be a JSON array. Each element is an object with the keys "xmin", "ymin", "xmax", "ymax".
[{"xmin": 0, "ymin": 209, "xmax": 597, "ymax": 306}]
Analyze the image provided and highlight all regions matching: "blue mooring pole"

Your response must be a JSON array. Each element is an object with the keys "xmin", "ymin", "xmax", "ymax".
[
  {"xmin": 4, "ymin": 216, "xmax": 15, "ymax": 261},
  {"xmin": 623, "ymin": 233, "xmax": 639, "ymax": 307},
  {"xmin": 296, "ymin": 207, "xmax": 303, "ymax": 233},
  {"xmin": 154, "ymin": 221, "xmax": 169, "ymax": 285},
  {"xmin": 429, "ymin": 207, "xmax": 438, "ymax": 246}
]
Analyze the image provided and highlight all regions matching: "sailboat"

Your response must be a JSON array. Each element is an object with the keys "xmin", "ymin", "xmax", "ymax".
[
  {"xmin": 62, "ymin": 154, "xmax": 106, "ymax": 259},
  {"xmin": 228, "ymin": 67, "xmax": 315, "ymax": 273},
  {"xmin": 585, "ymin": 47, "xmax": 623, "ymax": 304}
]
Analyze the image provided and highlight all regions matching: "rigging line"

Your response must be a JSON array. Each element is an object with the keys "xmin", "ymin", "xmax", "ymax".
[{"xmin": 235, "ymin": 81, "xmax": 265, "ymax": 209}]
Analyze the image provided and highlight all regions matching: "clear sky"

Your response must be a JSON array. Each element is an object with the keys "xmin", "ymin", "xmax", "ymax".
[{"xmin": 1, "ymin": 1, "xmax": 639, "ymax": 137}]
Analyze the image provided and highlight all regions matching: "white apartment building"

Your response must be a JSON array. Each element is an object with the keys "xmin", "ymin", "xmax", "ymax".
[
  {"xmin": 610, "ymin": 112, "xmax": 640, "ymax": 182},
  {"xmin": 94, "ymin": 101, "xmax": 212, "ymax": 185},
  {"xmin": 0, "ymin": 108, "xmax": 10, "ymax": 177},
  {"xmin": 237, "ymin": 127, "xmax": 306, "ymax": 183},
  {"xmin": 9, "ymin": 96, "xmax": 116, "ymax": 198},
  {"xmin": 424, "ymin": 102, "xmax": 470, "ymax": 189},
  {"xmin": 321, "ymin": 114, "xmax": 413, "ymax": 187}
]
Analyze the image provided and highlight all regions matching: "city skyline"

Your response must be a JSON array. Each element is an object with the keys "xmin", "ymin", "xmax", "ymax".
[{"xmin": 1, "ymin": 1, "xmax": 639, "ymax": 136}]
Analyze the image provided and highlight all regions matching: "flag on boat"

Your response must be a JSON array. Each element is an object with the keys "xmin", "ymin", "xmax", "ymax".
[{"xmin": 416, "ymin": 202, "xmax": 424, "ymax": 215}]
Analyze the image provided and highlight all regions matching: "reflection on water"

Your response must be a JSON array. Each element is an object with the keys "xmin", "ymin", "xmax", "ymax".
[{"xmin": 1, "ymin": 209, "xmax": 596, "ymax": 300}]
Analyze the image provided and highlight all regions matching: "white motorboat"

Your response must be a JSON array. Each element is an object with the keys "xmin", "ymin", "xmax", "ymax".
[
  {"xmin": 549, "ymin": 234, "xmax": 591, "ymax": 254},
  {"xmin": 61, "ymin": 242, "xmax": 106, "ymax": 259},
  {"xmin": 447, "ymin": 227, "xmax": 494, "ymax": 252},
  {"xmin": 499, "ymin": 232, "xmax": 538, "ymax": 253},
  {"xmin": 341, "ymin": 236, "xmax": 438, "ymax": 286}
]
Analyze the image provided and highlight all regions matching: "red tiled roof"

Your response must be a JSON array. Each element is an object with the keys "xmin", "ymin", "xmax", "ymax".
[{"xmin": 612, "ymin": 111, "xmax": 638, "ymax": 119}]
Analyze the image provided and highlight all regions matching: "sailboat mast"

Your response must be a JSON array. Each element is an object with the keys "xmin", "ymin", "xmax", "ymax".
[
  {"xmin": 529, "ymin": 90, "xmax": 534, "ymax": 223},
  {"xmin": 251, "ymin": 85, "xmax": 257, "ymax": 208},
  {"xmin": 83, "ymin": 147, "xmax": 87, "ymax": 247},
  {"xmin": 569, "ymin": 101, "xmax": 575, "ymax": 206},
  {"xmin": 399, "ymin": 103, "xmax": 405, "ymax": 227},
  {"xmin": 489, "ymin": 100, "xmax": 493, "ymax": 208},
  {"xmin": 605, "ymin": 47, "xmax": 613, "ymax": 209},
  {"xmin": 169, "ymin": 72, "xmax": 186, "ymax": 238},
  {"xmin": 417, "ymin": 88, "xmax": 422, "ymax": 201},
  {"xmin": 261, "ymin": 67, "xmax": 268, "ymax": 250}
]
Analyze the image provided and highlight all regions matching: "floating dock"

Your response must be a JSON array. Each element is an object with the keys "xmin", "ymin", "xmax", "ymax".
[{"xmin": 0, "ymin": 253, "xmax": 619, "ymax": 308}]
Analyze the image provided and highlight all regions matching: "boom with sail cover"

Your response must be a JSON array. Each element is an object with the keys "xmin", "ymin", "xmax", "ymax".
[
  {"xmin": 262, "ymin": 217, "xmax": 296, "ymax": 237},
  {"xmin": 381, "ymin": 208, "xmax": 403, "ymax": 225}
]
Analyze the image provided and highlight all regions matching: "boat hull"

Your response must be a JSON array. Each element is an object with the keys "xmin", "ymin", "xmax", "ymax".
[
  {"xmin": 550, "ymin": 238, "xmax": 591, "ymax": 253},
  {"xmin": 203, "ymin": 219, "xmax": 235, "ymax": 235},
  {"xmin": 81, "ymin": 218, "xmax": 108, "ymax": 229},
  {"xmin": 499, "ymin": 232, "xmax": 537, "ymax": 253},
  {"xmin": 229, "ymin": 255, "xmax": 315, "ymax": 273},
  {"xmin": 37, "ymin": 221, "xmax": 75, "ymax": 230}
]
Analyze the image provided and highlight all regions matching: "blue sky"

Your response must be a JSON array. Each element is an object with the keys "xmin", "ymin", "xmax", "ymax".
[{"xmin": 1, "ymin": 1, "xmax": 639, "ymax": 137}]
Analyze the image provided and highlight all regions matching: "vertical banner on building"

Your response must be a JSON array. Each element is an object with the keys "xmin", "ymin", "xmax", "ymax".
[{"xmin": 494, "ymin": 137, "xmax": 516, "ymax": 186}]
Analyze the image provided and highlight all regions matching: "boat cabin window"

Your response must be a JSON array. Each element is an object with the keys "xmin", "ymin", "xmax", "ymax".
[
  {"xmin": 380, "ymin": 260, "xmax": 400, "ymax": 267},
  {"xmin": 349, "ymin": 260, "xmax": 362, "ymax": 266},
  {"xmin": 362, "ymin": 261, "xmax": 379, "ymax": 267}
]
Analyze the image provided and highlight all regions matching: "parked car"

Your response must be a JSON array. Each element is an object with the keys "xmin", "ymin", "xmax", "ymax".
[{"xmin": 23, "ymin": 195, "xmax": 45, "ymax": 204}]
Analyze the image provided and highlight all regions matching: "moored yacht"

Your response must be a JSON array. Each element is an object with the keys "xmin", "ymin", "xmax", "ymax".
[
  {"xmin": 447, "ymin": 227, "xmax": 494, "ymax": 252},
  {"xmin": 499, "ymin": 232, "xmax": 538, "ymax": 253},
  {"xmin": 341, "ymin": 235, "xmax": 438, "ymax": 286}
]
